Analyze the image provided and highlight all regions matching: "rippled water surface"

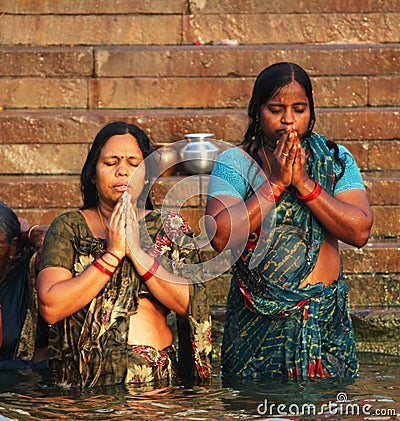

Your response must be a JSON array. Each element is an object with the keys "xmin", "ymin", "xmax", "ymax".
[{"xmin": 0, "ymin": 355, "xmax": 399, "ymax": 420}]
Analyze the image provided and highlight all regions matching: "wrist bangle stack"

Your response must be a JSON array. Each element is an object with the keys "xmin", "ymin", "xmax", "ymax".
[
  {"xmin": 93, "ymin": 260, "xmax": 114, "ymax": 277},
  {"xmin": 142, "ymin": 259, "xmax": 160, "ymax": 282},
  {"xmin": 105, "ymin": 250, "xmax": 122, "ymax": 265},
  {"xmin": 268, "ymin": 180, "xmax": 286, "ymax": 202},
  {"xmin": 296, "ymin": 180, "xmax": 322, "ymax": 202},
  {"xmin": 101, "ymin": 251, "xmax": 122, "ymax": 268},
  {"xmin": 99, "ymin": 255, "xmax": 119, "ymax": 268},
  {"xmin": 258, "ymin": 182, "xmax": 284, "ymax": 203}
]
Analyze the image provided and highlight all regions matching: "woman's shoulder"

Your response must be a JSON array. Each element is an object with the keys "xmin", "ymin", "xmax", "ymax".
[
  {"xmin": 216, "ymin": 145, "xmax": 250, "ymax": 163},
  {"xmin": 50, "ymin": 210, "xmax": 84, "ymax": 226},
  {"xmin": 212, "ymin": 146, "xmax": 257, "ymax": 176},
  {"xmin": 47, "ymin": 210, "xmax": 88, "ymax": 236}
]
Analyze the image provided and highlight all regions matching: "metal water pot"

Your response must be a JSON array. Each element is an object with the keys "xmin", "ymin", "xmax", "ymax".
[{"xmin": 180, "ymin": 133, "xmax": 219, "ymax": 174}]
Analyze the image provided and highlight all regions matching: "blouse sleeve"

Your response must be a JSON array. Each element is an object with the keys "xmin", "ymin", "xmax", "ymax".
[
  {"xmin": 207, "ymin": 148, "xmax": 252, "ymax": 199},
  {"xmin": 333, "ymin": 144, "xmax": 366, "ymax": 195},
  {"xmin": 39, "ymin": 212, "xmax": 77, "ymax": 271}
]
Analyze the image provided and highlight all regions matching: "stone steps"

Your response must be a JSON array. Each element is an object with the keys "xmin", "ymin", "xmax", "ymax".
[
  {"xmin": 1, "ymin": 173, "xmax": 399, "ymax": 238},
  {"xmin": 1, "ymin": 43, "xmax": 399, "ymax": 109},
  {"xmin": 1, "ymin": 1, "xmax": 399, "ymax": 45}
]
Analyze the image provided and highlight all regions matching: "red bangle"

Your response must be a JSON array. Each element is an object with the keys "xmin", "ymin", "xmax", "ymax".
[
  {"xmin": 296, "ymin": 180, "xmax": 322, "ymax": 202},
  {"xmin": 142, "ymin": 259, "xmax": 160, "ymax": 282},
  {"xmin": 268, "ymin": 180, "xmax": 285, "ymax": 194},
  {"xmin": 105, "ymin": 250, "xmax": 122, "ymax": 265},
  {"xmin": 93, "ymin": 260, "xmax": 114, "ymax": 277},
  {"xmin": 100, "ymin": 255, "xmax": 120, "ymax": 269},
  {"xmin": 258, "ymin": 183, "xmax": 282, "ymax": 203}
]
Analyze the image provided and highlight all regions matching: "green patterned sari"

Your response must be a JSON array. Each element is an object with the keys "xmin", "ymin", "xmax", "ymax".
[
  {"xmin": 40, "ymin": 209, "xmax": 212, "ymax": 388},
  {"xmin": 221, "ymin": 133, "xmax": 358, "ymax": 380}
]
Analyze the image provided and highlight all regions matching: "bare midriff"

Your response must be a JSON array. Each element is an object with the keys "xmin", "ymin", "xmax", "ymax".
[
  {"xmin": 128, "ymin": 297, "xmax": 173, "ymax": 350},
  {"xmin": 298, "ymin": 232, "xmax": 341, "ymax": 288}
]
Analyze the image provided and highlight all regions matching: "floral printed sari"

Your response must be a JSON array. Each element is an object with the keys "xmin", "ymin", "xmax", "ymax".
[{"xmin": 40, "ymin": 209, "xmax": 212, "ymax": 388}]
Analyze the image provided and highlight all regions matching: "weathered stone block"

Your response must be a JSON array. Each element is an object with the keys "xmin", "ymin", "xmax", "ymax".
[
  {"xmin": 0, "ymin": 78, "xmax": 88, "ymax": 109},
  {"xmin": 369, "ymin": 76, "xmax": 400, "ymax": 106},
  {"xmin": 0, "ymin": 15, "xmax": 181, "ymax": 45},
  {"xmin": 369, "ymin": 141, "xmax": 400, "ymax": 170},
  {"xmin": 94, "ymin": 45, "xmax": 400, "ymax": 78},
  {"xmin": 364, "ymin": 177, "xmax": 400, "ymax": 205},
  {"xmin": 370, "ymin": 205, "xmax": 400, "ymax": 238},
  {"xmin": 0, "ymin": 176, "xmax": 81, "ymax": 209},
  {"xmin": 0, "ymin": 47, "xmax": 93, "ymax": 77},
  {"xmin": 0, "ymin": 144, "xmax": 88, "ymax": 174},
  {"xmin": 341, "ymin": 242, "xmax": 400, "ymax": 274},
  {"xmin": 182, "ymin": 13, "xmax": 400, "ymax": 45},
  {"xmin": 0, "ymin": 0, "xmax": 184, "ymax": 14}
]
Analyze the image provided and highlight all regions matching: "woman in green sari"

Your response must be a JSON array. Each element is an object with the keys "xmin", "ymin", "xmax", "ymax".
[
  {"xmin": 206, "ymin": 62, "xmax": 373, "ymax": 380},
  {"xmin": 37, "ymin": 121, "xmax": 212, "ymax": 388}
]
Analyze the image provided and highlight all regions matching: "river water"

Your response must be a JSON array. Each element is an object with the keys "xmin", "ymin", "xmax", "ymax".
[{"xmin": 0, "ymin": 352, "xmax": 399, "ymax": 421}]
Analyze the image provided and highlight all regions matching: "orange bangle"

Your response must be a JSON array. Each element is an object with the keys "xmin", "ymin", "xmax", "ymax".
[
  {"xmin": 142, "ymin": 259, "xmax": 160, "ymax": 282},
  {"xmin": 93, "ymin": 260, "xmax": 114, "ymax": 277},
  {"xmin": 296, "ymin": 180, "xmax": 322, "ymax": 202}
]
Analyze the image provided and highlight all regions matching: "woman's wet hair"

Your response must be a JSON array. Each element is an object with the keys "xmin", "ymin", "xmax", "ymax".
[
  {"xmin": 80, "ymin": 121, "xmax": 157, "ymax": 210},
  {"xmin": 0, "ymin": 202, "xmax": 20, "ymax": 244},
  {"xmin": 241, "ymin": 62, "xmax": 316, "ymax": 168},
  {"xmin": 0, "ymin": 201, "xmax": 30, "ymax": 264},
  {"xmin": 240, "ymin": 62, "xmax": 344, "ymax": 181}
]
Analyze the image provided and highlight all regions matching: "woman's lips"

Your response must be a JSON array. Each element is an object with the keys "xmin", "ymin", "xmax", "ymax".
[{"xmin": 113, "ymin": 185, "xmax": 127, "ymax": 192}]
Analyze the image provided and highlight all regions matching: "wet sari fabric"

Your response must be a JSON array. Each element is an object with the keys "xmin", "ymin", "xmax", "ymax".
[
  {"xmin": 40, "ymin": 209, "xmax": 212, "ymax": 388},
  {"xmin": 211, "ymin": 133, "xmax": 358, "ymax": 380}
]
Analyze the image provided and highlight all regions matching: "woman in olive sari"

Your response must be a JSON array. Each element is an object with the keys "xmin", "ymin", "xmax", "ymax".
[
  {"xmin": 37, "ymin": 121, "xmax": 212, "ymax": 389},
  {"xmin": 206, "ymin": 62, "xmax": 373, "ymax": 380}
]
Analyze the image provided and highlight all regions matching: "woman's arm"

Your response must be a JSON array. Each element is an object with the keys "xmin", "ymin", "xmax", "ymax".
[
  {"xmin": 38, "ymin": 201, "xmax": 128, "ymax": 325},
  {"xmin": 205, "ymin": 179, "xmax": 281, "ymax": 253},
  {"xmin": 127, "ymin": 248, "xmax": 190, "ymax": 317},
  {"xmin": 125, "ymin": 204, "xmax": 191, "ymax": 317},
  {"xmin": 295, "ymin": 179, "xmax": 373, "ymax": 247},
  {"xmin": 37, "ymin": 259, "xmax": 116, "ymax": 325},
  {"xmin": 292, "ymin": 142, "xmax": 373, "ymax": 247}
]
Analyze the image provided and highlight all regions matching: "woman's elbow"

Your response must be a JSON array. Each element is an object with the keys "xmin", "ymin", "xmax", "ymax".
[
  {"xmin": 38, "ymin": 301, "xmax": 61, "ymax": 325},
  {"xmin": 353, "ymin": 229, "xmax": 372, "ymax": 248},
  {"xmin": 349, "ymin": 219, "xmax": 373, "ymax": 248}
]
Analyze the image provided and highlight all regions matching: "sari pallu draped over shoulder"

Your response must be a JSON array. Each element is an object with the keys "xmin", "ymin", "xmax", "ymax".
[{"xmin": 223, "ymin": 133, "xmax": 358, "ymax": 380}]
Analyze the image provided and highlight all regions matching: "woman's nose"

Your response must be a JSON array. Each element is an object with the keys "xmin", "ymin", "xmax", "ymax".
[
  {"xmin": 116, "ymin": 162, "xmax": 129, "ymax": 176},
  {"xmin": 281, "ymin": 109, "xmax": 294, "ymax": 125}
]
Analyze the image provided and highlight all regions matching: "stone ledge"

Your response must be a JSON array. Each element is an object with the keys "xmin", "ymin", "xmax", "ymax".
[
  {"xmin": 2, "ymin": 43, "xmax": 399, "ymax": 77},
  {"xmin": 1, "ymin": 109, "xmax": 399, "ymax": 144},
  {"xmin": 1, "ymin": 175, "xmax": 400, "ymax": 240}
]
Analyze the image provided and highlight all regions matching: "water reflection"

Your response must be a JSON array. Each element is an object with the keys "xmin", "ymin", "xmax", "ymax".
[{"xmin": 0, "ymin": 359, "xmax": 399, "ymax": 420}]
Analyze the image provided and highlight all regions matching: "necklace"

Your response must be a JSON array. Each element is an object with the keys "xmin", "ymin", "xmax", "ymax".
[
  {"xmin": 261, "ymin": 143, "xmax": 272, "ymax": 175},
  {"xmin": 97, "ymin": 206, "xmax": 106, "ymax": 231}
]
